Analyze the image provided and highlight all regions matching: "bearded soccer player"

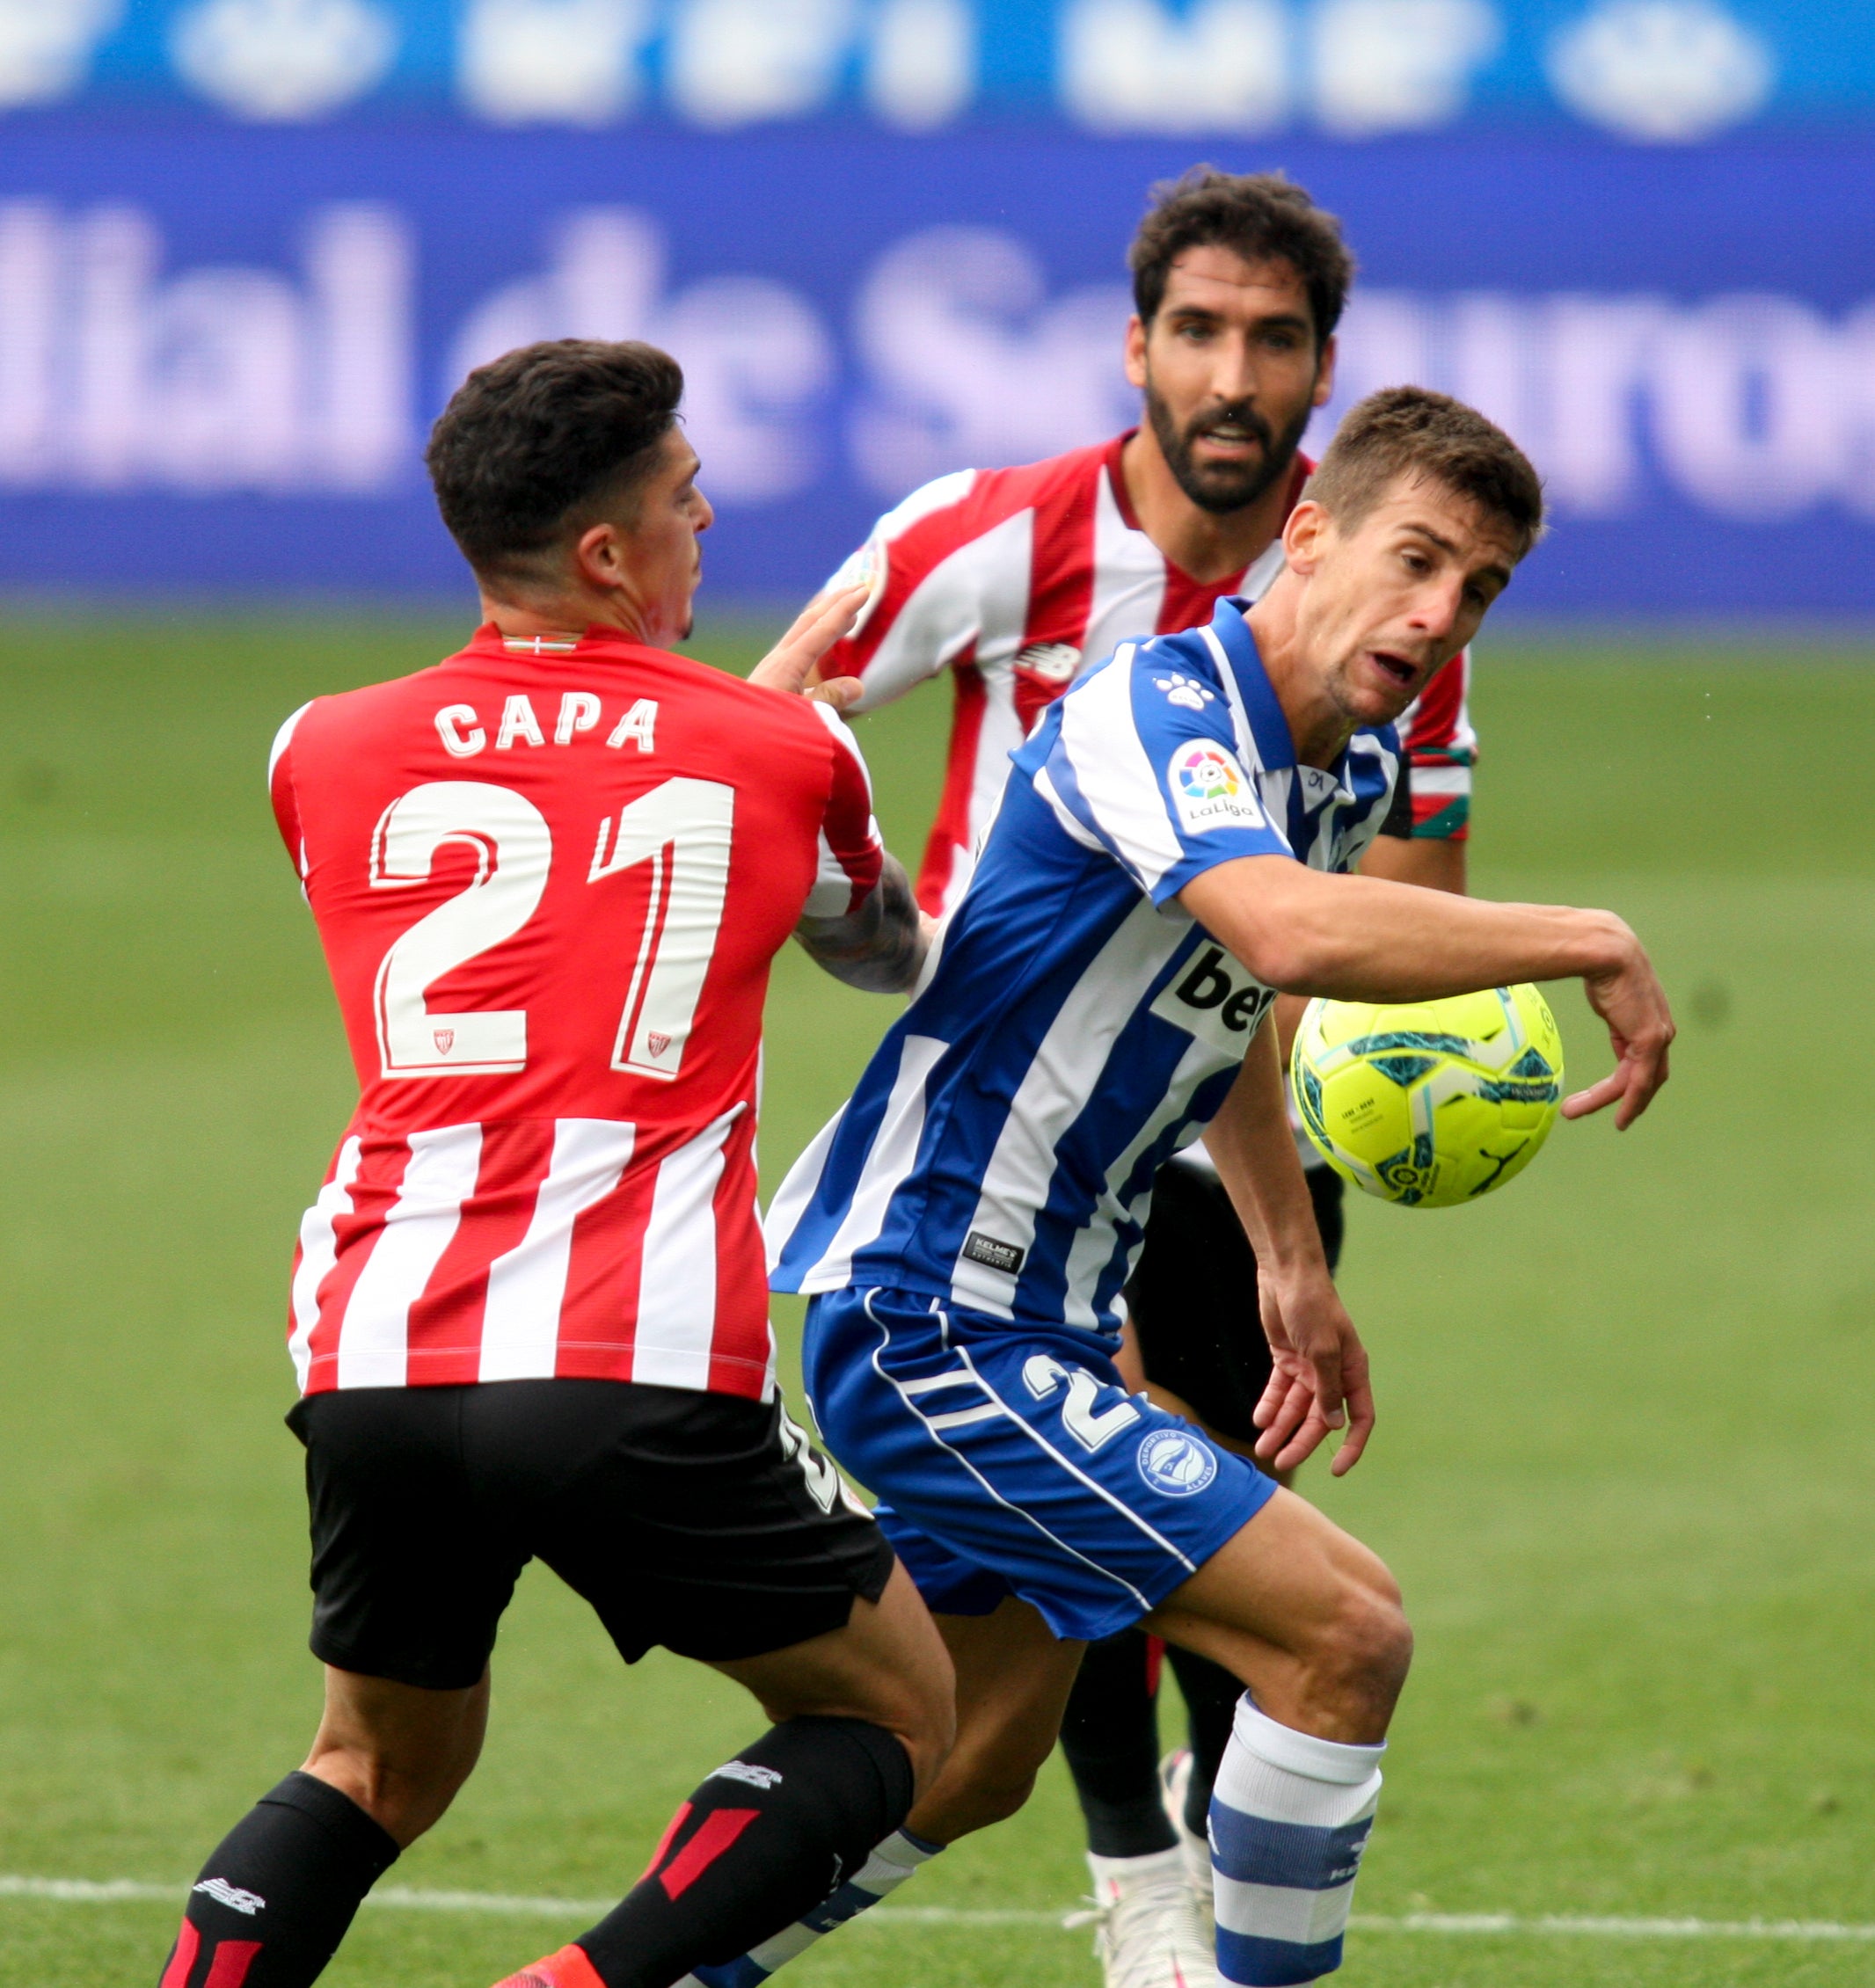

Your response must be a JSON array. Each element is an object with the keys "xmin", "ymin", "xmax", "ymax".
[
  {"xmin": 154, "ymin": 340, "xmax": 957, "ymax": 1988},
  {"xmin": 784, "ymin": 169, "xmax": 1475, "ymax": 1988},
  {"xmin": 752, "ymin": 388, "xmax": 1672, "ymax": 1988}
]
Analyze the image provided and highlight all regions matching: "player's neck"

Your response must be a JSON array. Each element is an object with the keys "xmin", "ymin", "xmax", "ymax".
[
  {"xmin": 1247, "ymin": 579, "xmax": 1355, "ymax": 772},
  {"xmin": 1120, "ymin": 426, "xmax": 1295, "ymax": 584},
  {"xmin": 477, "ymin": 588, "xmax": 664, "ymax": 648}
]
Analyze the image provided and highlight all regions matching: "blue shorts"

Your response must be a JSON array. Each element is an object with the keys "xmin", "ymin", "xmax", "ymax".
[{"xmin": 801, "ymin": 1285, "xmax": 1278, "ymax": 1643}]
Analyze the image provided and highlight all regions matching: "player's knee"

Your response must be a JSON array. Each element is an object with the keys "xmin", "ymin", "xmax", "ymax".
[
  {"xmin": 1310, "ymin": 1580, "xmax": 1412, "ymax": 1726},
  {"xmin": 943, "ymin": 1757, "xmax": 1040, "ymax": 1836},
  {"xmin": 886, "ymin": 1662, "xmax": 958, "ymax": 1796},
  {"xmin": 974, "ymin": 1766, "xmax": 1040, "ymax": 1829},
  {"xmin": 303, "ymin": 1741, "xmax": 476, "ymax": 1848}
]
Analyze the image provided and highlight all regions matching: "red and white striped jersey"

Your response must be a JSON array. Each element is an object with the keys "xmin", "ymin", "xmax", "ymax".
[
  {"xmin": 821, "ymin": 432, "xmax": 1475, "ymax": 916},
  {"xmin": 269, "ymin": 624, "xmax": 884, "ymax": 1402}
]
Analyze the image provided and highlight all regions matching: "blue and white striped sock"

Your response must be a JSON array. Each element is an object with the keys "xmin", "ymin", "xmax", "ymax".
[
  {"xmin": 675, "ymin": 1828, "xmax": 943, "ymax": 1988},
  {"xmin": 1208, "ymin": 1696, "xmax": 1384, "ymax": 1985}
]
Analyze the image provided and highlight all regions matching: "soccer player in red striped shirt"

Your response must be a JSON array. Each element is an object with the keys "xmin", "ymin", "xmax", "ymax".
[{"xmin": 156, "ymin": 341, "xmax": 953, "ymax": 1988}]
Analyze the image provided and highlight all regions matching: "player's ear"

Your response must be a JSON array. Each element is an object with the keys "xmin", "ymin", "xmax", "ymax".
[
  {"xmin": 1283, "ymin": 499, "xmax": 1331, "ymax": 573},
  {"xmin": 573, "ymin": 520, "xmax": 625, "ymax": 592},
  {"xmin": 1123, "ymin": 315, "xmax": 1149, "ymax": 390},
  {"xmin": 1311, "ymin": 335, "xmax": 1337, "ymax": 409}
]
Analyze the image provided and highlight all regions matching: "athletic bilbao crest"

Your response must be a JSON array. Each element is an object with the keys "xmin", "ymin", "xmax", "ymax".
[
  {"xmin": 646, "ymin": 1030, "xmax": 672, "ymax": 1056},
  {"xmin": 433, "ymin": 1028, "xmax": 455, "ymax": 1054}
]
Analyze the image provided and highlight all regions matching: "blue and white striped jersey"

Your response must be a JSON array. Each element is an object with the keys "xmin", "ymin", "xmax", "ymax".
[{"xmin": 767, "ymin": 596, "xmax": 1400, "ymax": 1342}]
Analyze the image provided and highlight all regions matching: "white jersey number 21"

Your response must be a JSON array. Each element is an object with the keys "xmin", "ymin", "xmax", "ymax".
[{"xmin": 368, "ymin": 777, "xmax": 733, "ymax": 1082}]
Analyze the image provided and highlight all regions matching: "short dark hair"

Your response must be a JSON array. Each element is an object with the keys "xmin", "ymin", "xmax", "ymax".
[
  {"xmin": 1306, "ymin": 387, "xmax": 1545, "ymax": 560},
  {"xmin": 1128, "ymin": 168, "xmax": 1354, "ymax": 348},
  {"xmin": 426, "ymin": 339, "xmax": 684, "ymax": 584}
]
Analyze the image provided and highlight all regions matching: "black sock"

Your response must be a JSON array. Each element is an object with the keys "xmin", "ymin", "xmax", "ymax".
[
  {"xmin": 1165, "ymin": 1643, "xmax": 1243, "ymax": 1835},
  {"xmin": 157, "ymin": 1772, "xmax": 399, "ymax": 1988},
  {"xmin": 1058, "ymin": 1628, "xmax": 1178, "ymax": 1858},
  {"xmin": 575, "ymin": 1716, "xmax": 915, "ymax": 1988}
]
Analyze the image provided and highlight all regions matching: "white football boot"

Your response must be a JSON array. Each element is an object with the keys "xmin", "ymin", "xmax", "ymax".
[
  {"xmin": 1077, "ymin": 1846, "xmax": 1219, "ymax": 1988},
  {"xmin": 1159, "ymin": 1750, "xmax": 1215, "ymax": 1930}
]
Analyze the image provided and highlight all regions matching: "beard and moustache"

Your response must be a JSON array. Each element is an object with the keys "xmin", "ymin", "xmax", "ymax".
[{"xmin": 1145, "ymin": 380, "xmax": 1316, "ymax": 517}]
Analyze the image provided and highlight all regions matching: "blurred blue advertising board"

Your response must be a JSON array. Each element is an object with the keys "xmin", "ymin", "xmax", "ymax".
[
  {"xmin": 3, "ymin": 125, "xmax": 1872, "ymax": 615},
  {"xmin": 1, "ymin": 0, "xmax": 1873, "ymax": 615}
]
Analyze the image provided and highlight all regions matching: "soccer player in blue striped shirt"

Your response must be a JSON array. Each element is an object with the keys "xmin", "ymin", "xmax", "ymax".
[{"xmin": 713, "ymin": 387, "xmax": 1673, "ymax": 1988}]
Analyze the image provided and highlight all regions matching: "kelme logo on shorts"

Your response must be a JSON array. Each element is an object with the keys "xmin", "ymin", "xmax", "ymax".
[
  {"xmin": 962, "ymin": 1230, "xmax": 1026, "ymax": 1275},
  {"xmin": 1136, "ymin": 1428, "xmax": 1218, "ymax": 1496},
  {"xmin": 1167, "ymin": 742, "xmax": 1264, "ymax": 835}
]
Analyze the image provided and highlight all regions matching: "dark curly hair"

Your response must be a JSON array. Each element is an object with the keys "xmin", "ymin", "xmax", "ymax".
[
  {"xmin": 1129, "ymin": 168, "xmax": 1354, "ymax": 349},
  {"xmin": 426, "ymin": 339, "xmax": 684, "ymax": 585},
  {"xmin": 1308, "ymin": 387, "xmax": 1545, "ymax": 558}
]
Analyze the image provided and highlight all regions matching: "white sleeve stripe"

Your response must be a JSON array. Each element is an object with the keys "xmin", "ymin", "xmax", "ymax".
[
  {"xmin": 1055, "ymin": 651, "xmax": 1184, "ymax": 893},
  {"xmin": 1032, "ymin": 766, "xmax": 1108, "ymax": 853},
  {"xmin": 268, "ymin": 700, "xmax": 313, "ymax": 789},
  {"xmin": 810, "ymin": 697, "xmax": 876, "ymax": 797},
  {"xmin": 1200, "ymin": 624, "xmax": 1261, "ymax": 772},
  {"xmin": 804, "ymin": 822, "xmax": 879, "ymax": 917}
]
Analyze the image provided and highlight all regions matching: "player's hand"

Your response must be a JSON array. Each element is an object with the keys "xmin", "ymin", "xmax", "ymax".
[
  {"xmin": 748, "ymin": 584, "xmax": 870, "ymax": 710},
  {"xmin": 1565, "ymin": 929, "xmax": 1675, "ymax": 1130},
  {"xmin": 1252, "ymin": 1266, "xmax": 1375, "ymax": 1476}
]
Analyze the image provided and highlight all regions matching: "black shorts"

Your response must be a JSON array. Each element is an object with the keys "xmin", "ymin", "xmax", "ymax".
[
  {"xmin": 287, "ymin": 1380, "xmax": 896, "ymax": 1691},
  {"xmin": 1124, "ymin": 1159, "xmax": 1346, "ymax": 1445}
]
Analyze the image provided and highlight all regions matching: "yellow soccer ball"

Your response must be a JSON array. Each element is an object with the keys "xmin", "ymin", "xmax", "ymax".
[{"xmin": 1290, "ymin": 985, "xmax": 1565, "ymax": 1208}]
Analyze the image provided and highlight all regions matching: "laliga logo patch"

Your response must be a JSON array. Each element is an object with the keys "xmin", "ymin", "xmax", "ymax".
[
  {"xmin": 1169, "ymin": 743, "xmax": 1263, "ymax": 834},
  {"xmin": 1136, "ymin": 1428, "xmax": 1219, "ymax": 1496}
]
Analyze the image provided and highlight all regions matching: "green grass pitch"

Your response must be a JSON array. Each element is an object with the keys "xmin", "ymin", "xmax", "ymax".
[{"xmin": 1, "ymin": 609, "xmax": 1872, "ymax": 1987}]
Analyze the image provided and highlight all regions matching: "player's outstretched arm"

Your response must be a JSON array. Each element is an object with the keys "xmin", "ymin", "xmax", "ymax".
[
  {"xmin": 1201, "ymin": 1027, "xmax": 1376, "ymax": 1476},
  {"xmin": 1179, "ymin": 856, "xmax": 1674, "ymax": 1130},
  {"xmin": 795, "ymin": 854, "xmax": 928, "ymax": 994}
]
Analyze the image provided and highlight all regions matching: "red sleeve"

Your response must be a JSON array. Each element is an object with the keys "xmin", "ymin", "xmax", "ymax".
[
  {"xmin": 805, "ymin": 703, "xmax": 886, "ymax": 915},
  {"xmin": 815, "ymin": 468, "xmax": 994, "ymax": 707},
  {"xmin": 1399, "ymin": 651, "xmax": 1476, "ymax": 841},
  {"xmin": 267, "ymin": 701, "xmax": 313, "ymax": 883}
]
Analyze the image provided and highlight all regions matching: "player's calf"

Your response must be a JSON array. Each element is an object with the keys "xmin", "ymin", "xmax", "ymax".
[
  {"xmin": 499, "ymin": 1715, "xmax": 918, "ymax": 1988},
  {"xmin": 1148, "ymin": 1494, "xmax": 1412, "ymax": 1985},
  {"xmin": 497, "ymin": 1566, "xmax": 952, "ymax": 1988},
  {"xmin": 157, "ymin": 1669, "xmax": 486, "ymax": 1988},
  {"xmin": 156, "ymin": 1772, "xmax": 400, "ymax": 1988}
]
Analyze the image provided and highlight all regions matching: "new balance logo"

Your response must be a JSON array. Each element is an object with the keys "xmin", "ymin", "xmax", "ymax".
[
  {"xmin": 193, "ymin": 1877, "xmax": 265, "ymax": 1916},
  {"xmin": 713, "ymin": 1761, "xmax": 784, "ymax": 1791},
  {"xmin": 962, "ymin": 1230, "xmax": 1025, "ymax": 1275},
  {"xmin": 1015, "ymin": 642, "xmax": 1080, "ymax": 683}
]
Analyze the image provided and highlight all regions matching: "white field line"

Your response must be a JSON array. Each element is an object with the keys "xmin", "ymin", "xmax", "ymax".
[{"xmin": 1, "ymin": 1875, "xmax": 1871, "ymax": 1943}]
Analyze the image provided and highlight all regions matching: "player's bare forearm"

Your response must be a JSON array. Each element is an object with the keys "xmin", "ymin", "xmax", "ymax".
[
  {"xmin": 794, "ymin": 855, "xmax": 928, "ymax": 994},
  {"xmin": 1180, "ymin": 856, "xmax": 1674, "ymax": 1128},
  {"xmin": 1201, "ymin": 1030, "xmax": 1374, "ymax": 1475},
  {"xmin": 1181, "ymin": 857, "xmax": 1625, "ymax": 997},
  {"xmin": 1201, "ymin": 1026, "xmax": 1327, "ymax": 1282},
  {"xmin": 1358, "ymin": 832, "xmax": 1467, "ymax": 894}
]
